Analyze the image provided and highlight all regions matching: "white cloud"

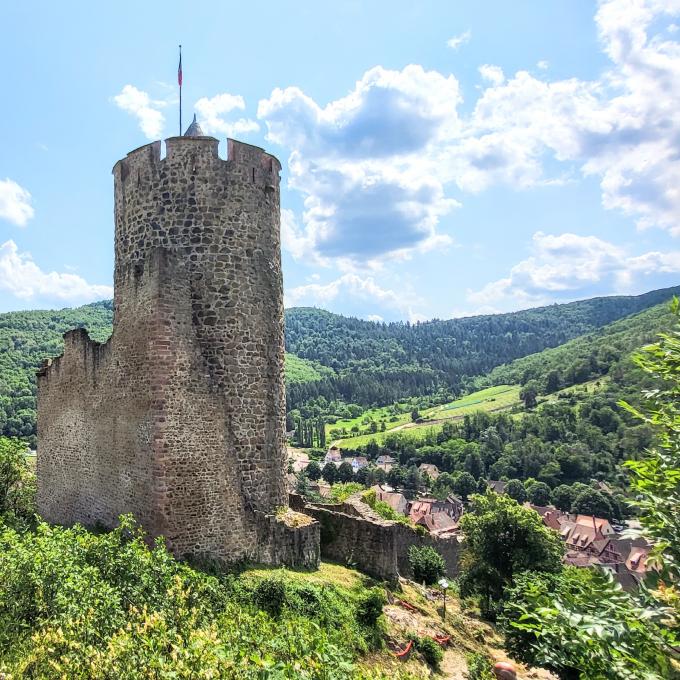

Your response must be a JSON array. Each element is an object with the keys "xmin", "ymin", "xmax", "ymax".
[
  {"xmin": 478, "ymin": 64, "xmax": 505, "ymax": 86},
  {"xmin": 113, "ymin": 85, "xmax": 165, "ymax": 139},
  {"xmin": 464, "ymin": 231, "xmax": 680, "ymax": 314},
  {"xmin": 194, "ymin": 93, "xmax": 259, "ymax": 137},
  {"xmin": 0, "ymin": 240, "xmax": 112, "ymax": 303},
  {"xmin": 0, "ymin": 179, "xmax": 34, "ymax": 226},
  {"xmin": 366, "ymin": 314, "xmax": 384, "ymax": 322},
  {"xmin": 259, "ymin": 0, "xmax": 680, "ymax": 274},
  {"xmin": 537, "ymin": 60, "xmax": 549, "ymax": 70},
  {"xmin": 447, "ymin": 30, "xmax": 471, "ymax": 50},
  {"xmin": 285, "ymin": 272, "xmax": 424, "ymax": 321},
  {"xmin": 259, "ymin": 65, "xmax": 460, "ymax": 266}
]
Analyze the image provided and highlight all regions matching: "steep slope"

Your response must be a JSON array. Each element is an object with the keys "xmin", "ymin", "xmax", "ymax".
[{"xmin": 481, "ymin": 301, "xmax": 675, "ymax": 392}]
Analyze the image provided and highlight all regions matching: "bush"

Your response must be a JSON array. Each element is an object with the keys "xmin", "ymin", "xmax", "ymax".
[
  {"xmin": 415, "ymin": 635, "xmax": 443, "ymax": 669},
  {"xmin": 355, "ymin": 588, "xmax": 386, "ymax": 627},
  {"xmin": 0, "ymin": 515, "xmax": 382, "ymax": 678},
  {"xmin": 465, "ymin": 652, "xmax": 493, "ymax": 679},
  {"xmin": 253, "ymin": 576, "xmax": 287, "ymax": 616},
  {"xmin": 500, "ymin": 568, "xmax": 673, "ymax": 679},
  {"xmin": 408, "ymin": 545, "xmax": 445, "ymax": 585}
]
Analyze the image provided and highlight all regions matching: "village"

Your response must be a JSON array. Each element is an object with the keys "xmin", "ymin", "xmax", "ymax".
[{"xmin": 288, "ymin": 445, "xmax": 652, "ymax": 591}]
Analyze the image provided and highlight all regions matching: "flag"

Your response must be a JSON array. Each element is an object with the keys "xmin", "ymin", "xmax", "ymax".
[{"xmin": 178, "ymin": 51, "xmax": 183, "ymax": 87}]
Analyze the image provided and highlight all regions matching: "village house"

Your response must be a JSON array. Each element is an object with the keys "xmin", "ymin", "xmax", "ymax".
[
  {"xmin": 408, "ymin": 496, "xmax": 463, "ymax": 524},
  {"xmin": 324, "ymin": 447, "xmax": 343, "ymax": 465},
  {"xmin": 415, "ymin": 512, "xmax": 459, "ymax": 537},
  {"xmin": 348, "ymin": 456, "xmax": 369, "ymax": 472},
  {"xmin": 487, "ymin": 480, "xmax": 507, "ymax": 494},
  {"xmin": 371, "ymin": 486, "xmax": 409, "ymax": 515},
  {"xmin": 375, "ymin": 454, "xmax": 396, "ymax": 472}
]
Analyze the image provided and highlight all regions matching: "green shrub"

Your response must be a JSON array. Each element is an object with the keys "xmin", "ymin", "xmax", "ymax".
[
  {"xmin": 408, "ymin": 545, "xmax": 445, "ymax": 585},
  {"xmin": 415, "ymin": 635, "xmax": 443, "ymax": 669},
  {"xmin": 0, "ymin": 515, "xmax": 383, "ymax": 679},
  {"xmin": 355, "ymin": 588, "xmax": 386, "ymax": 627},
  {"xmin": 253, "ymin": 576, "xmax": 287, "ymax": 616},
  {"xmin": 464, "ymin": 652, "xmax": 493, "ymax": 679}
]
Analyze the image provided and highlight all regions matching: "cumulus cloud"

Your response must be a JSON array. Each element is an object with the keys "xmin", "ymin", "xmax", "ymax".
[
  {"xmin": 447, "ymin": 30, "xmax": 471, "ymax": 50},
  {"xmin": 285, "ymin": 272, "xmax": 424, "ymax": 321},
  {"xmin": 194, "ymin": 93, "xmax": 259, "ymax": 136},
  {"xmin": 113, "ymin": 85, "xmax": 165, "ymax": 139},
  {"xmin": 478, "ymin": 64, "xmax": 505, "ymax": 86},
  {"xmin": 0, "ymin": 240, "xmax": 113, "ymax": 303},
  {"xmin": 464, "ymin": 231, "xmax": 680, "ymax": 314},
  {"xmin": 259, "ymin": 0, "xmax": 680, "ymax": 271},
  {"xmin": 0, "ymin": 179, "xmax": 34, "ymax": 226},
  {"xmin": 259, "ymin": 65, "xmax": 460, "ymax": 266}
]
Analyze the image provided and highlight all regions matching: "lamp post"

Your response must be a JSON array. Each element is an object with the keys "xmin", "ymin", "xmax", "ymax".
[{"xmin": 438, "ymin": 578, "xmax": 449, "ymax": 619}]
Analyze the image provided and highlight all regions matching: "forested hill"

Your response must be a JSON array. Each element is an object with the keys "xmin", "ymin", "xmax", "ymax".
[
  {"xmin": 284, "ymin": 285, "xmax": 680, "ymax": 406},
  {"xmin": 0, "ymin": 285, "xmax": 678, "ymax": 441}
]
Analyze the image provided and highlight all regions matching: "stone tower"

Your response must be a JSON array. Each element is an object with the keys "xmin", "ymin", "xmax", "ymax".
[{"xmin": 36, "ymin": 132, "xmax": 319, "ymax": 567}]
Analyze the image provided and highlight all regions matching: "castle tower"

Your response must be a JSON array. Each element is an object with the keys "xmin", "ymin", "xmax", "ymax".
[{"xmin": 36, "ymin": 136, "xmax": 319, "ymax": 567}]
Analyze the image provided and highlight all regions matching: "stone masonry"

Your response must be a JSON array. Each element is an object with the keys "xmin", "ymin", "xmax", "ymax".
[{"xmin": 37, "ymin": 135, "xmax": 319, "ymax": 567}]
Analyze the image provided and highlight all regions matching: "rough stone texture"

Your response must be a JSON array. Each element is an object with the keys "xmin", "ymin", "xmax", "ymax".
[
  {"xmin": 293, "ymin": 495, "xmax": 460, "ymax": 581},
  {"xmin": 37, "ymin": 136, "xmax": 318, "ymax": 567}
]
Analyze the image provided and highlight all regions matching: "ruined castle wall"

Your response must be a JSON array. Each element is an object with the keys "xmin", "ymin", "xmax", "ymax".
[
  {"xmin": 293, "ymin": 496, "xmax": 460, "ymax": 580},
  {"xmin": 36, "ymin": 136, "xmax": 307, "ymax": 565}
]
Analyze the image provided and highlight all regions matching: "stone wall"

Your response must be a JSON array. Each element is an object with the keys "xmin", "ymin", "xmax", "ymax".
[
  {"xmin": 295, "ymin": 495, "xmax": 460, "ymax": 581},
  {"xmin": 37, "ymin": 137, "xmax": 317, "ymax": 568}
]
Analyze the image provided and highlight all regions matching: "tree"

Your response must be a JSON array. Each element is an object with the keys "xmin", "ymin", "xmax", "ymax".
[
  {"xmin": 570, "ymin": 489, "xmax": 615, "ymax": 521},
  {"xmin": 452, "ymin": 471, "xmax": 477, "ymax": 502},
  {"xmin": 387, "ymin": 466, "xmax": 406, "ymax": 489},
  {"xmin": 500, "ymin": 568, "xmax": 673, "ymax": 679},
  {"xmin": 520, "ymin": 381, "xmax": 539, "ymax": 409},
  {"xmin": 403, "ymin": 465, "xmax": 422, "ymax": 498},
  {"xmin": 410, "ymin": 409, "xmax": 421, "ymax": 422},
  {"xmin": 459, "ymin": 492, "xmax": 563, "ymax": 616},
  {"xmin": 306, "ymin": 460, "xmax": 322, "ymax": 481},
  {"xmin": 551, "ymin": 484, "xmax": 578, "ymax": 511},
  {"xmin": 505, "ymin": 479, "xmax": 527, "ymax": 504},
  {"xmin": 0, "ymin": 437, "xmax": 35, "ymax": 526},
  {"xmin": 527, "ymin": 481, "xmax": 551, "ymax": 506},
  {"xmin": 336, "ymin": 461, "xmax": 355, "ymax": 483},
  {"xmin": 545, "ymin": 369, "xmax": 561, "ymax": 394},
  {"xmin": 321, "ymin": 462, "xmax": 337, "ymax": 484},
  {"xmin": 463, "ymin": 451, "xmax": 485, "ymax": 480},
  {"xmin": 295, "ymin": 471, "xmax": 310, "ymax": 496},
  {"xmin": 408, "ymin": 545, "xmax": 445, "ymax": 585}
]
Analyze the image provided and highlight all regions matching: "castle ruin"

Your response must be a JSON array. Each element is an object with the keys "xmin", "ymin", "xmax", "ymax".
[{"xmin": 36, "ymin": 127, "xmax": 319, "ymax": 567}]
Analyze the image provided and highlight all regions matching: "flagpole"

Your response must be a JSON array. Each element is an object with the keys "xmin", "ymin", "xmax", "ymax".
[{"xmin": 178, "ymin": 45, "xmax": 183, "ymax": 136}]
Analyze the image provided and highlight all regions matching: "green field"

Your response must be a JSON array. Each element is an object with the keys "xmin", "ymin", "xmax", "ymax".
[
  {"xmin": 284, "ymin": 353, "xmax": 335, "ymax": 385},
  {"xmin": 334, "ymin": 379, "xmax": 609, "ymax": 449},
  {"xmin": 335, "ymin": 384, "xmax": 520, "ymax": 447}
]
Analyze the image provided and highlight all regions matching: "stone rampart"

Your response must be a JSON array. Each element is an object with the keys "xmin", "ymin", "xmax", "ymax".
[
  {"xmin": 37, "ymin": 137, "xmax": 316, "ymax": 568},
  {"xmin": 294, "ymin": 495, "xmax": 460, "ymax": 581}
]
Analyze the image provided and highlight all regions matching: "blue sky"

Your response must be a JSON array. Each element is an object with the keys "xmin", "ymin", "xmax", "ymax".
[{"xmin": 1, "ymin": 0, "xmax": 679, "ymax": 320}]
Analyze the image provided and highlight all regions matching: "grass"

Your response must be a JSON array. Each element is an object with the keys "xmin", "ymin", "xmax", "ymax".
[
  {"xmin": 335, "ymin": 379, "xmax": 609, "ymax": 449},
  {"xmin": 326, "ymin": 404, "xmax": 415, "ymax": 441},
  {"xmin": 335, "ymin": 385, "xmax": 520, "ymax": 447},
  {"xmin": 285, "ymin": 353, "xmax": 335, "ymax": 385}
]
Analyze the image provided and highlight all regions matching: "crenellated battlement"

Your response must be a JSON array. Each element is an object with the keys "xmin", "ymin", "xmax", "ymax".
[{"xmin": 112, "ymin": 137, "xmax": 280, "ymax": 191}]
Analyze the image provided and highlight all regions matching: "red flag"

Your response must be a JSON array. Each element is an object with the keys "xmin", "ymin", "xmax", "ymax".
[{"xmin": 178, "ymin": 51, "xmax": 183, "ymax": 87}]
